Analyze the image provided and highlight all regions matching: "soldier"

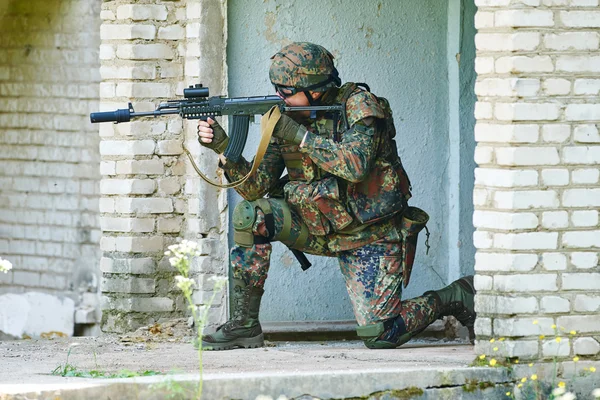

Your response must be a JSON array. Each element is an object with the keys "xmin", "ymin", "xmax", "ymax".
[{"xmin": 196, "ymin": 42, "xmax": 475, "ymax": 350}]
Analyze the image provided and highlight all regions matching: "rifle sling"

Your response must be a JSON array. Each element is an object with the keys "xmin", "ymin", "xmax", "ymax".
[{"xmin": 183, "ymin": 106, "xmax": 282, "ymax": 189}]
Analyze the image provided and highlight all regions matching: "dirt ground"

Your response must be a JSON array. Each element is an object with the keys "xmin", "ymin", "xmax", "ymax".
[{"xmin": 0, "ymin": 318, "xmax": 475, "ymax": 386}]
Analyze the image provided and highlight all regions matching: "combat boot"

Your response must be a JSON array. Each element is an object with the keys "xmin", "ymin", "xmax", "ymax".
[
  {"xmin": 199, "ymin": 278, "xmax": 264, "ymax": 350},
  {"xmin": 425, "ymin": 275, "xmax": 476, "ymax": 342}
]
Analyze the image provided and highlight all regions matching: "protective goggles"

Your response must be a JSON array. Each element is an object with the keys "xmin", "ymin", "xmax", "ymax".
[{"xmin": 273, "ymin": 84, "xmax": 299, "ymax": 98}]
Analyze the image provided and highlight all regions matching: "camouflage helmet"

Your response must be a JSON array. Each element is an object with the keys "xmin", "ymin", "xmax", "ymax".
[{"xmin": 269, "ymin": 42, "xmax": 341, "ymax": 92}]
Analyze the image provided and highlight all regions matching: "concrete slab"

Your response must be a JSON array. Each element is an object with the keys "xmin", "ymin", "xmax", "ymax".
[{"xmin": 0, "ymin": 337, "xmax": 514, "ymax": 399}]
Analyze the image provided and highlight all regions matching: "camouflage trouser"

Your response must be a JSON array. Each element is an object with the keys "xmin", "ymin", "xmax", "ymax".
[{"xmin": 230, "ymin": 198, "xmax": 439, "ymax": 348}]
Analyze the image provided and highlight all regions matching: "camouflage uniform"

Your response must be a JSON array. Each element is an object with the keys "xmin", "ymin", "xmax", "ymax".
[{"xmin": 202, "ymin": 42, "xmax": 475, "ymax": 350}]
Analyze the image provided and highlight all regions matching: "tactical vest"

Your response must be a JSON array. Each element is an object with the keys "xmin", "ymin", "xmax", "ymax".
[{"xmin": 280, "ymin": 83, "xmax": 412, "ymax": 235}]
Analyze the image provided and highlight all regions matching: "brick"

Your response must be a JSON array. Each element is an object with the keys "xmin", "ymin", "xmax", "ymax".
[
  {"xmin": 99, "ymin": 198, "xmax": 115, "ymax": 213},
  {"xmin": 474, "ymin": 147, "xmax": 494, "ymax": 164},
  {"xmin": 574, "ymin": 295, "xmax": 600, "ymax": 312},
  {"xmin": 475, "ymin": 33, "xmax": 540, "ymax": 52},
  {"xmin": 562, "ymin": 273, "xmax": 600, "ymax": 290},
  {"xmin": 573, "ymin": 338, "xmax": 600, "ymax": 355},
  {"xmin": 563, "ymin": 146, "xmax": 600, "ymax": 164},
  {"xmin": 541, "ymin": 169, "xmax": 570, "ymax": 186},
  {"xmin": 116, "ymin": 5, "xmax": 168, "ymax": 21},
  {"xmin": 544, "ymin": 33, "xmax": 599, "ymax": 51},
  {"xmin": 101, "ymin": 277, "xmax": 155, "ymax": 294},
  {"xmin": 473, "ymin": 188, "xmax": 490, "ymax": 206},
  {"xmin": 494, "ymin": 190, "xmax": 559, "ymax": 209},
  {"xmin": 100, "ymin": 257, "xmax": 155, "ymax": 274},
  {"xmin": 478, "ymin": 339, "xmax": 539, "ymax": 358},
  {"xmin": 116, "ymin": 160, "xmax": 165, "ymax": 175},
  {"xmin": 100, "ymin": 217, "xmax": 154, "ymax": 233},
  {"xmin": 493, "ymin": 232, "xmax": 558, "ymax": 250},
  {"xmin": 475, "ymin": 124, "xmax": 539, "ymax": 143},
  {"xmin": 563, "ymin": 189, "xmax": 600, "ymax": 207},
  {"xmin": 158, "ymin": 26, "xmax": 185, "ymax": 40},
  {"xmin": 574, "ymin": 79, "xmax": 600, "ymax": 95},
  {"xmin": 102, "ymin": 297, "xmax": 173, "ymax": 312},
  {"xmin": 100, "ymin": 66, "xmax": 156, "ymax": 80},
  {"xmin": 157, "ymin": 217, "xmax": 183, "ymax": 233},
  {"xmin": 475, "ymin": 252, "xmax": 538, "ymax": 272},
  {"xmin": 542, "ymin": 211, "xmax": 568, "ymax": 229},
  {"xmin": 475, "ymin": 57, "xmax": 495, "ymax": 75},
  {"xmin": 496, "ymin": 56, "xmax": 554, "ymax": 74},
  {"xmin": 115, "ymin": 121, "xmax": 167, "ymax": 137},
  {"xmin": 571, "ymin": 252, "xmax": 599, "ymax": 269},
  {"xmin": 496, "ymin": 147, "xmax": 559, "ymax": 166},
  {"xmin": 100, "ymin": 161, "xmax": 116, "ymax": 176},
  {"xmin": 475, "ymin": 12, "xmax": 494, "ymax": 29},
  {"xmin": 114, "ymin": 198, "xmax": 174, "ymax": 213},
  {"xmin": 571, "ymin": 0, "xmax": 599, "ymax": 5},
  {"xmin": 574, "ymin": 125, "xmax": 600, "ymax": 143},
  {"xmin": 475, "ymin": 102, "xmax": 493, "ymax": 119},
  {"xmin": 495, "ymin": 103, "xmax": 560, "ymax": 121},
  {"xmin": 116, "ymin": 83, "xmax": 172, "ymax": 98},
  {"xmin": 540, "ymin": 296, "xmax": 571, "ymax": 313},
  {"xmin": 542, "ymin": 253, "xmax": 567, "ymax": 271},
  {"xmin": 474, "ymin": 317, "xmax": 492, "ymax": 337},
  {"xmin": 543, "ymin": 339, "xmax": 571, "ymax": 357},
  {"xmin": 475, "ymin": 0, "xmax": 510, "ymax": 5},
  {"xmin": 100, "ymin": 140, "xmax": 155, "ymax": 156},
  {"xmin": 115, "ymin": 236, "xmax": 164, "ymax": 253},
  {"xmin": 476, "ymin": 295, "xmax": 538, "ymax": 314},
  {"xmin": 557, "ymin": 315, "xmax": 600, "ymax": 333},
  {"xmin": 560, "ymin": 11, "xmax": 600, "ymax": 27},
  {"xmin": 543, "ymin": 79, "xmax": 571, "ymax": 96},
  {"xmin": 475, "ymin": 168, "xmax": 538, "ymax": 187},
  {"xmin": 572, "ymin": 168, "xmax": 600, "ymax": 184},
  {"xmin": 156, "ymin": 140, "xmax": 183, "ymax": 155},
  {"xmin": 542, "ymin": 125, "xmax": 571, "ymax": 143},
  {"xmin": 100, "ymin": 236, "xmax": 116, "ymax": 251},
  {"xmin": 116, "ymin": 44, "xmax": 174, "ymax": 60},
  {"xmin": 100, "ymin": 179, "xmax": 156, "ymax": 195},
  {"xmin": 100, "ymin": 24, "xmax": 156, "ymax": 40},
  {"xmin": 571, "ymin": 210, "xmax": 599, "ymax": 227},
  {"xmin": 473, "ymin": 210, "xmax": 538, "ymax": 230},
  {"xmin": 562, "ymin": 231, "xmax": 600, "ymax": 248},
  {"xmin": 495, "ymin": 10, "xmax": 554, "ymax": 27},
  {"xmin": 494, "ymin": 274, "xmax": 558, "ymax": 292},
  {"xmin": 158, "ymin": 178, "xmax": 181, "ymax": 195},
  {"xmin": 474, "ymin": 274, "xmax": 493, "ymax": 291},
  {"xmin": 557, "ymin": 56, "xmax": 600, "ymax": 73},
  {"xmin": 494, "ymin": 318, "xmax": 555, "ymax": 336}
]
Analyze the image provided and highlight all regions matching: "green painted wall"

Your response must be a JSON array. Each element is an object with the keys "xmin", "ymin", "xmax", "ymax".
[{"xmin": 227, "ymin": 0, "xmax": 476, "ymax": 323}]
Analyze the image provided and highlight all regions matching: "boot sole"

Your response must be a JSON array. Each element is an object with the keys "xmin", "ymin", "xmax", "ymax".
[{"xmin": 201, "ymin": 333, "xmax": 264, "ymax": 351}]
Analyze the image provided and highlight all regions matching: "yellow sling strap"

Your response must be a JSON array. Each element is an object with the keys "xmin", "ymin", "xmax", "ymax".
[{"xmin": 182, "ymin": 106, "xmax": 282, "ymax": 189}]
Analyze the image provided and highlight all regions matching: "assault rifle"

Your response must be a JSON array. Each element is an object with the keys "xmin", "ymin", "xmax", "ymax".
[
  {"xmin": 90, "ymin": 84, "xmax": 347, "ymax": 163},
  {"xmin": 90, "ymin": 84, "xmax": 347, "ymax": 272}
]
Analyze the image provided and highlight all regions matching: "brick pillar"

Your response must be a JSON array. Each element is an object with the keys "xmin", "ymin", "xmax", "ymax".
[
  {"xmin": 473, "ymin": 0, "xmax": 600, "ymax": 370},
  {"xmin": 98, "ymin": 0, "xmax": 228, "ymax": 333}
]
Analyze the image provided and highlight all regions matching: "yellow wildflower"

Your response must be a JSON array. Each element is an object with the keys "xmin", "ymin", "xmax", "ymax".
[
  {"xmin": 551, "ymin": 324, "xmax": 557, "ymax": 329},
  {"xmin": 570, "ymin": 330, "xmax": 576, "ymax": 335},
  {"xmin": 490, "ymin": 338, "xmax": 496, "ymax": 343},
  {"xmin": 573, "ymin": 356, "xmax": 579, "ymax": 362},
  {"xmin": 528, "ymin": 363, "xmax": 534, "ymax": 367},
  {"xmin": 506, "ymin": 392, "xmax": 511, "ymax": 396},
  {"xmin": 590, "ymin": 367, "xmax": 596, "ymax": 372},
  {"xmin": 490, "ymin": 359, "xmax": 497, "ymax": 366},
  {"xmin": 521, "ymin": 377, "xmax": 527, "ymax": 383},
  {"xmin": 531, "ymin": 374, "xmax": 538, "ymax": 381},
  {"xmin": 514, "ymin": 360, "xmax": 520, "ymax": 364},
  {"xmin": 493, "ymin": 347, "xmax": 499, "ymax": 352},
  {"xmin": 532, "ymin": 320, "xmax": 539, "ymax": 325},
  {"xmin": 539, "ymin": 335, "xmax": 545, "ymax": 340},
  {"xmin": 556, "ymin": 337, "xmax": 562, "ymax": 343},
  {"xmin": 518, "ymin": 383, "xmax": 523, "ymax": 388},
  {"xmin": 499, "ymin": 337, "xmax": 505, "ymax": 341},
  {"xmin": 479, "ymin": 354, "xmax": 486, "ymax": 360},
  {"xmin": 558, "ymin": 382, "xmax": 566, "ymax": 388}
]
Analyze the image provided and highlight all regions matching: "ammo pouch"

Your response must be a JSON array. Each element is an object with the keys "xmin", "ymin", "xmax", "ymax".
[
  {"xmin": 399, "ymin": 206, "xmax": 430, "ymax": 289},
  {"xmin": 284, "ymin": 176, "xmax": 353, "ymax": 236}
]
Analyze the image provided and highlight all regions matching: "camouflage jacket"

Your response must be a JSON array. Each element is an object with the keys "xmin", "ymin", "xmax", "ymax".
[{"xmin": 222, "ymin": 83, "xmax": 412, "ymax": 252}]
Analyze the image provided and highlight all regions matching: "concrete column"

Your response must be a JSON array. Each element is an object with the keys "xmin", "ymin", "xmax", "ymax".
[
  {"xmin": 473, "ymin": 0, "xmax": 600, "ymax": 373},
  {"xmin": 98, "ymin": 0, "xmax": 228, "ymax": 333}
]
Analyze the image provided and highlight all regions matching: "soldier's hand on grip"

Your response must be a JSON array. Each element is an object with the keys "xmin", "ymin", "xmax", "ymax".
[{"xmin": 197, "ymin": 117, "xmax": 229, "ymax": 154}]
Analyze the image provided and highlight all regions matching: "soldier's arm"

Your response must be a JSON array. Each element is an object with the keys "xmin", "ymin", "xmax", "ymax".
[{"xmin": 220, "ymin": 141, "xmax": 286, "ymax": 201}]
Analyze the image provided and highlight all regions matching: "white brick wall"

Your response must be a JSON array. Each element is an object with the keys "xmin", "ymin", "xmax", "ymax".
[
  {"xmin": 0, "ymin": 0, "xmax": 102, "ymax": 313},
  {"xmin": 98, "ymin": 0, "xmax": 229, "ymax": 333},
  {"xmin": 474, "ymin": 1, "xmax": 600, "ymax": 362}
]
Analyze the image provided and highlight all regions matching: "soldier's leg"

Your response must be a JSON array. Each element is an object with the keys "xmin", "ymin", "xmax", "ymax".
[
  {"xmin": 338, "ymin": 226, "xmax": 442, "ymax": 349},
  {"xmin": 202, "ymin": 198, "xmax": 332, "ymax": 350}
]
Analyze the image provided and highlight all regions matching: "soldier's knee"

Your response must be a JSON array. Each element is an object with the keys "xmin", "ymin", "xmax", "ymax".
[{"xmin": 232, "ymin": 200, "xmax": 260, "ymax": 247}]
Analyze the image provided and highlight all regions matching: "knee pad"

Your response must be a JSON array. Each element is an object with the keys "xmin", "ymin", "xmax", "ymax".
[{"xmin": 232, "ymin": 200, "xmax": 259, "ymax": 247}]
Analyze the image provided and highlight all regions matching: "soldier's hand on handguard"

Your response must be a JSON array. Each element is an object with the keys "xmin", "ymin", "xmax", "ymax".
[
  {"xmin": 197, "ymin": 117, "xmax": 229, "ymax": 154},
  {"xmin": 273, "ymin": 114, "xmax": 307, "ymax": 145}
]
